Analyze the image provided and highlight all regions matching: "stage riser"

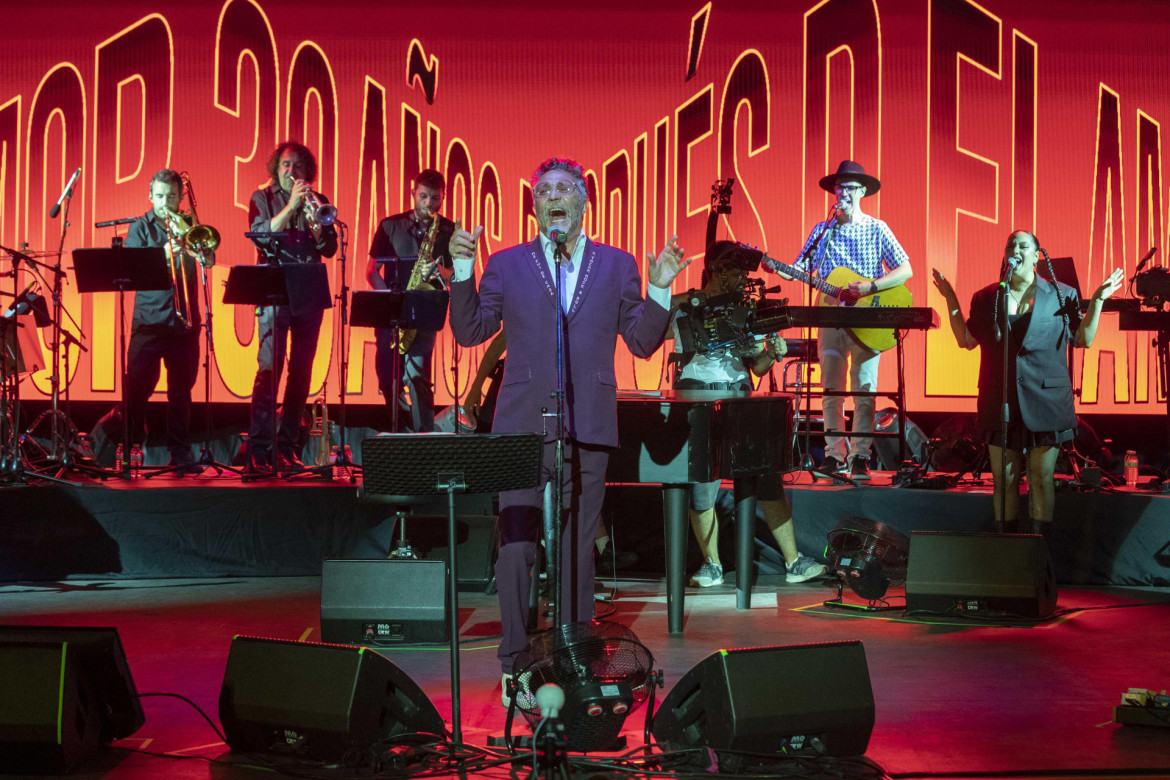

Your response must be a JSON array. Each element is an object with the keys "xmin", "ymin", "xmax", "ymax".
[{"xmin": 0, "ymin": 484, "xmax": 1164, "ymax": 587}]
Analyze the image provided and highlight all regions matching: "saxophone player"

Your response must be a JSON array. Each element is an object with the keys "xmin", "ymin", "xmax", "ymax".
[
  {"xmin": 366, "ymin": 168, "xmax": 454, "ymax": 431},
  {"xmin": 123, "ymin": 168, "xmax": 213, "ymax": 474},
  {"xmin": 246, "ymin": 140, "xmax": 338, "ymax": 471}
]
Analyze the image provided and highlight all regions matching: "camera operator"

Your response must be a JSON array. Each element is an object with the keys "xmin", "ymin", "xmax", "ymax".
[{"xmin": 669, "ymin": 240, "xmax": 825, "ymax": 587}]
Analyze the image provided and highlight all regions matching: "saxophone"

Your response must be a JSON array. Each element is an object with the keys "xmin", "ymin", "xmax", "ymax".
[{"xmin": 398, "ymin": 215, "xmax": 441, "ymax": 355}]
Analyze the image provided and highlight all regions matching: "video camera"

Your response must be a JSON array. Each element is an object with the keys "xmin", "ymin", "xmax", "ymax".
[{"xmin": 674, "ymin": 279, "xmax": 789, "ymax": 358}]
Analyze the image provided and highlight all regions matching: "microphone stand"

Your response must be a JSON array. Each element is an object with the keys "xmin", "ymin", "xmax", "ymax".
[
  {"xmin": 549, "ymin": 234, "xmax": 568, "ymax": 629},
  {"xmin": 997, "ymin": 260, "xmax": 1017, "ymax": 533}
]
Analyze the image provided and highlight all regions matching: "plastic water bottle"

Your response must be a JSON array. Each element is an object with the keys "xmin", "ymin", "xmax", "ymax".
[
  {"xmin": 130, "ymin": 445, "xmax": 143, "ymax": 479},
  {"xmin": 115, "ymin": 443, "xmax": 124, "ymax": 473},
  {"xmin": 1124, "ymin": 450, "xmax": 1139, "ymax": 489}
]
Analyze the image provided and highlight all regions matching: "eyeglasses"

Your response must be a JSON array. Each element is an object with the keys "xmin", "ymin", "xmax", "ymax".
[
  {"xmin": 834, "ymin": 184, "xmax": 865, "ymax": 194},
  {"xmin": 534, "ymin": 181, "xmax": 578, "ymax": 198}
]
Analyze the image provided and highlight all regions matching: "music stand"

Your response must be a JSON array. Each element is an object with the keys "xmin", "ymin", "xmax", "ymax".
[
  {"xmin": 351, "ymin": 286, "xmax": 448, "ymax": 432},
  {"xmin": 74, "ymin": 246, "xmax": 170, "ymax": 479},
  {"xmin": 359, "ymin": 432, "xmax": 543, "ymax": 748},
  {"xmin": 224, "ymin": 265, "xmax": 290, "ymax": 480}
]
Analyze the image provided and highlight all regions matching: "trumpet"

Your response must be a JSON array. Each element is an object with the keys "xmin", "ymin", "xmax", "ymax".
[{"xmin": 302, "ymin": 184, "xmax": 337, "ymax": 232}]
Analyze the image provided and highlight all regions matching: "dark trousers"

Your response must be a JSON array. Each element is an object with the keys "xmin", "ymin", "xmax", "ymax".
[
  {"xmin": 125, "ymin": 327, "xmax": 200, "ymax": 460},
  {"xmin": 374, "ymin": 327, "xmax": 436, "ymax": 432},
  {"xmin": 248, "ymin": 304, "xmax": 323, "ymax": 460},
  {"xmin": 495, "ymin": 439, "xmax": 609, "ymax": 674}
]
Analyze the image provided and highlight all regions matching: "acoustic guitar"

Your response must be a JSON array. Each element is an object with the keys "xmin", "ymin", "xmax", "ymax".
[{"xmin": 742, "ymin": 244, "xmax": 913, "ymax": 352}]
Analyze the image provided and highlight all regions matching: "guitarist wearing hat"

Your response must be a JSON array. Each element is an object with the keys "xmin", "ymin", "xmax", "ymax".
[{"xmin": 765, "ymin": 160, "xmax": 913, "ymax": 480}]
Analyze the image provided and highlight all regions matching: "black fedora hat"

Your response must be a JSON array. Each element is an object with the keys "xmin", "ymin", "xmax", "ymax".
[{"xmin": 818, "ymin": 160, "xmax": 881, "ymax": 196}]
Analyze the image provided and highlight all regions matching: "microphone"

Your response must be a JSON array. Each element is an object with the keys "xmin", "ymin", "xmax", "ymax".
[
  {"xmin": 49, "ymin": 167, "xmax": 81, "ymax": 219},
  {"xmin": 762, "ymin": 284, "xmax": 785, "ymax": 294},
  {"xmin": 535, "ymin": 683, "xmax": 565, "ymax": 720},
  {"xmin": 1006, "ymin": 256, "xmax": 1021, "ymax": 268},
  {"xmin": 548, "ymin": 227, "xmax": 567, "ymax": 244},
  {"xmin": 1135, "ymin": 246, "xmax": 1158, "ymax": 274}
]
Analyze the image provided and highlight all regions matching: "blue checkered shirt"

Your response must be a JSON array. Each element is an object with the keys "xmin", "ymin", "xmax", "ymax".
[{"xmin": 791, "ymin": 211, "xmax": 908, "ymax": 280}]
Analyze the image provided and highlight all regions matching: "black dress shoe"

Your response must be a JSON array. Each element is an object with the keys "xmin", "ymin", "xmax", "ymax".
[
  {"xmin": 815, "ymin": 455, "xmax": 844, "ymax": 479},
  {"xmin": 167, "ymin": 458, "xmax": 203, "ymax": 475},
  {"xmin": 277, "ymin": 452, "xmax": 304, "ymax": 470},
  {"xmin": 243, "ymin": 452, "xmax": 272, "ymax": 473}
]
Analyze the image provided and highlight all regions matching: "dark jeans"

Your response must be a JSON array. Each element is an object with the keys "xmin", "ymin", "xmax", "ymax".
[
  {"xmin": 374, "ymin": 327, "xmax": 436, "ymax": 432},
  {"xmin": 125, "ymin": 327, "xmax": 200, "ymax": 460},
  {"xmin": 248, "ymin": 304, "xmax": 323, "ymax": 460}
]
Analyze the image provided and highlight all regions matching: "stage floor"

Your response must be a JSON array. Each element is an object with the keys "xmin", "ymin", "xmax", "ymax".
[{"xmin": 0, "ymin": 574, "xmax": 1168, "ymax": 779}]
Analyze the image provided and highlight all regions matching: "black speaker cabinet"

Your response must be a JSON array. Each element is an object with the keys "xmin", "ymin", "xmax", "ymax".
[
  {"xmin": 905, "ymin": 531, "xmax": 1057, "ymax": 618},
  {"xmin": 394, "ymin": 513, "xmax": 497, "ymax": 590},
  {"xmin": 652, "ymin": 640, "xmax": 874, "ymax": 758},
  {"xmin": 219, "ymin": 635, "xmax": 445, "ymax": 762},
  {"xmin": 321, "ymin": 558, "xmax": 448, "ymax": 644},
  {"xmin": 0, "ymin": 626, "xmax": 143, "ymax": 773}
]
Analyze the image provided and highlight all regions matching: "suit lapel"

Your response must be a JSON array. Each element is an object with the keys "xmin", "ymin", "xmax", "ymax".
[
  {"xmin": 524, "ymin": 238, "xmax": 559, "ymax": 308},
  {"xmin": 1019, "ymin": 280, "xmax": 1058, "ymax": 353},
  {"xmin": 566, "ymin": 240, "xmax": 598, "ymax": 318}
]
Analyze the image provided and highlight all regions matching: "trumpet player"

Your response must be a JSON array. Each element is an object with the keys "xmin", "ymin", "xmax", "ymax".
[
  {"xmin": 246, "ymin": 140, "xmax": 338, "ymax": 471},
  {"xmin": 366, "ymin": 168, "xmax": 454, "ymax": 431},
  {"xmin": 123, "ymin": 168, "xmax": 213, "ymax": 473}
]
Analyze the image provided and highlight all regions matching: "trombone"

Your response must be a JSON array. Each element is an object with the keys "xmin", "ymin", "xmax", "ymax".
[{"xmin": 163, "ymin": 173, "xmax": 220, "ymax": 328}]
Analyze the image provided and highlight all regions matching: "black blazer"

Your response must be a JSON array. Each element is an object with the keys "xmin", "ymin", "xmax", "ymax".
[{"xmin": 967, "ymin": 278, "xmax": 1081, "ymax": 432}]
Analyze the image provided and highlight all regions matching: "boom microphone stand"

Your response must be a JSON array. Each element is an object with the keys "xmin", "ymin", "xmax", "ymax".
[
  {"xmin": 289, "ymin": 219, "xmax": 362, "ymax": 482},
  {"xmin": 787, "ymin": 204, "xmax": 853, "ymax": 485}
]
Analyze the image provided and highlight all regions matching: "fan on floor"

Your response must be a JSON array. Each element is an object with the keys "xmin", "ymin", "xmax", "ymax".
[
  {"xmin": 504, "ymin": 620, "xmax": 661, "ymax": 753},
  {"xmin": 824, "ymin": 516, "xmax": 910, "ymax": 610}
]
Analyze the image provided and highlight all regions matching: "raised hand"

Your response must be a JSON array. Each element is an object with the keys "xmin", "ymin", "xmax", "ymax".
[
  {"xmin": 646, "ymin": 235, "xmax": 690, "ymax": 289},
  {"xmin": 449, "ymin": 217, "xmax": 483, "ymax": 261},
  {"xmin": 1091, "ymin": 268, "xmax": 1125, "ymax": 303},
  {"xmin": 932, "ymin": 268, "xmax": 962, "ymax": 302}
]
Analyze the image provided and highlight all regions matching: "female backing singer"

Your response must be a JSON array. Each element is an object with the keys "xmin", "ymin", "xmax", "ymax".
[{"xmin": 932, "ymin": 230, "xmax": 1123, "ymax": 533}]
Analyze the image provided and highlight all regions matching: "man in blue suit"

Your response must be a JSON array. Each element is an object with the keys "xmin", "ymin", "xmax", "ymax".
[{"xmin": 449, "ymin": 157, "xmax": 688, "ymax": 695}]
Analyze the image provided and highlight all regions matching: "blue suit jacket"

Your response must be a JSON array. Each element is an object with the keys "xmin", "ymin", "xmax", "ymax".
[{"xmin": 450, "ymin": 238, "xmax": 670, "ymax": 447}]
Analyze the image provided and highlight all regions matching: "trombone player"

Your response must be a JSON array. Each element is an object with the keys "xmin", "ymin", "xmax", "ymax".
[
  {"xmin": 123, "ymin": 168, "xmax": 214, "ymax": 473},
  {"xmin": 246, "ymin": 140, "xmax": 338, "ymax": 471}
]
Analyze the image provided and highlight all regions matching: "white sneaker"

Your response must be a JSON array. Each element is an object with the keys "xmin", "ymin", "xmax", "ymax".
[
  {"xmin": 689, "ymin": 558, "xmax": 724, "ymax": 587},
  {"xmin": 501, "ymin": 673, "xmax": 513, "ymax": 708},
  {"xmin": 785, "ymin": 554, "xmax": 827, "ymax": 583}
]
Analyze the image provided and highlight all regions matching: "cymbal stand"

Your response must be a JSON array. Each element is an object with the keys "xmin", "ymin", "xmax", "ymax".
[{"xmin": 1, "ymin": 245, "xmax": 85, "ymax": 483}]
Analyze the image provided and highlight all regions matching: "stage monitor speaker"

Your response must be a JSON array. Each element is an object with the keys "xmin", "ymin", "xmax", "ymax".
[
  {"xmin": 905, "ymin": 532, "xmax": 1057, "ymax": 618},
  {"xmin": 219, "ymin": 635, "xmax": 445, "ymax": 762},
  {"xmin": 0, "ymin": 626, "xmax": 143, "ymax": 773},
  {"xmin": 652, "ymin": 640, "xmax": 874, "ymax": 759},
  {"xmin": 320, "ymin": 558, "xmax": 448, "ymax": 644}
]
